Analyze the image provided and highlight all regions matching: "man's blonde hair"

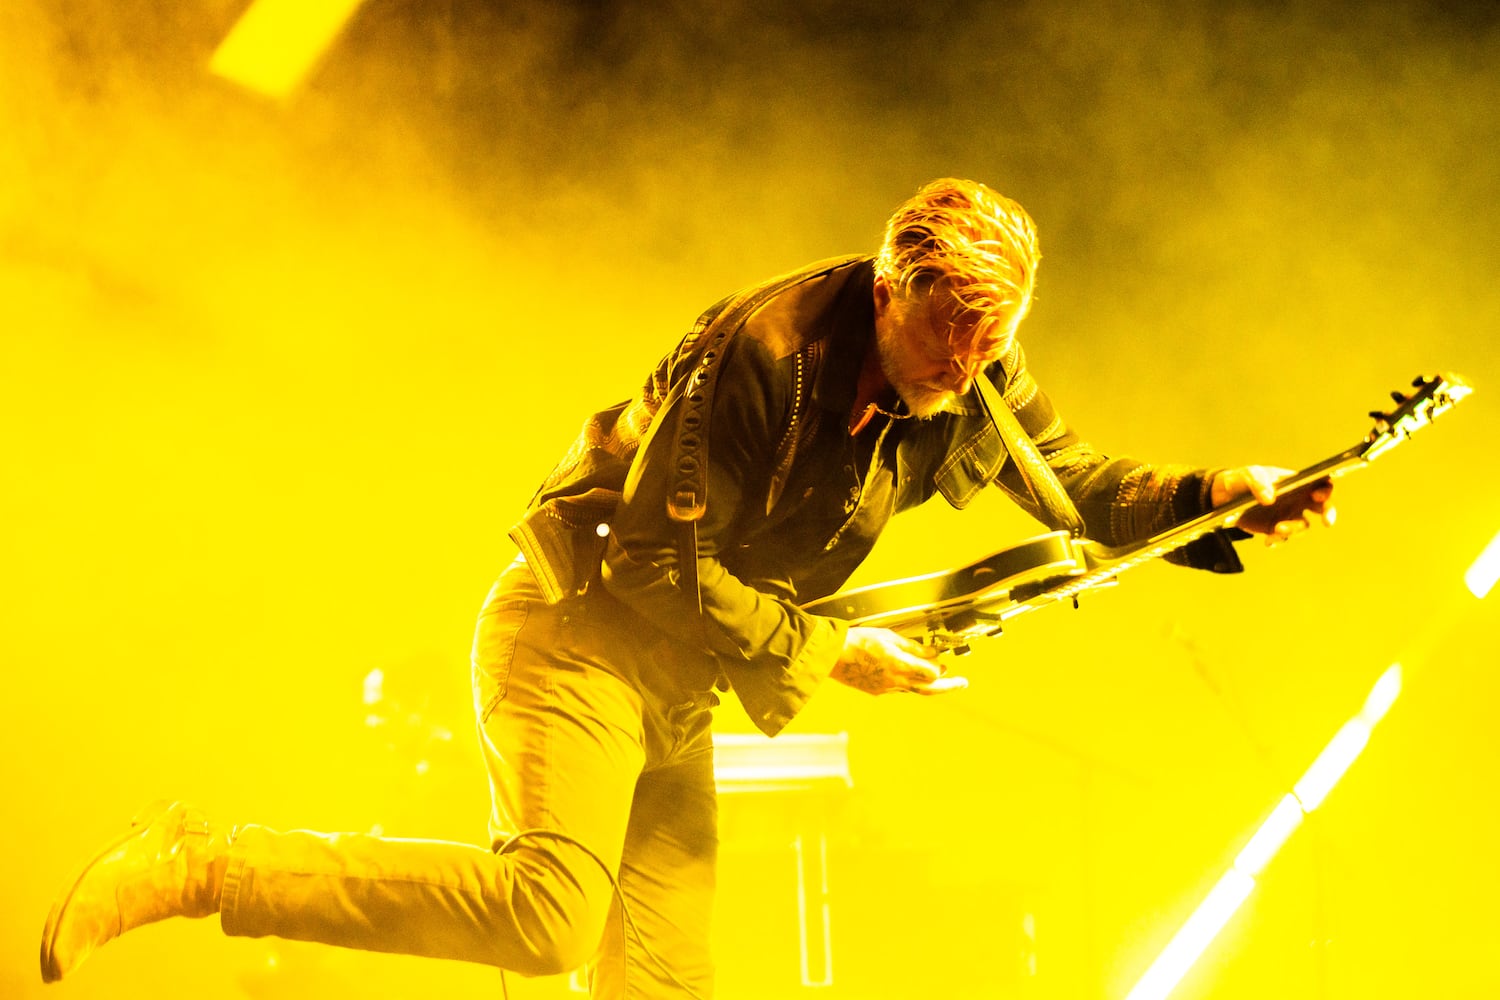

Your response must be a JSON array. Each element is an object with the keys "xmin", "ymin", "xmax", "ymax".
[{"xmin": 874, "ymin": 178, "xmax": 1041, "ymax": 352}]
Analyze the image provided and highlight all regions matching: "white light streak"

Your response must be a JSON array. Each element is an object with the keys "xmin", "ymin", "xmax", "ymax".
[
  {"xmin": 1233, "ymin": 794, "xmax": 1304, "ymax": 878},
  {"xmin": 1124, "ymin": 663, "xmax": 1402, "ymax": 999},
  {"xmin": 1293, "ymin": 720, "xmax": 1371, "ymax": 812},
  {"xmin": 1464, "ymin": 530, "xmax": 1500, "ymax": 600},
  {"xmin": 1359, "ymin": 664, "xmax": 1403, "ymax": 726},
  {"xmin": 1124, "ymin": 869, "xmax": 1255, "ymax": 1000},
  {"xmin": 210, "ymin": 0, "xmax": 370, "ymax": 100}
]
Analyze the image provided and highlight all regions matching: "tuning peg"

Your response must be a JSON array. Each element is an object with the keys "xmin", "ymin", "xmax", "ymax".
[
  {"xmin": 1412, "ymin": 376, "xmax": 1429, "ymax": 388},
  {"xmin": 1368, "ymin": 410, "xmax": 1390, "ymax": 421},
  {"xmin": 1390, "ymin": 391, "xmax": 1409, "ymax": 404}
]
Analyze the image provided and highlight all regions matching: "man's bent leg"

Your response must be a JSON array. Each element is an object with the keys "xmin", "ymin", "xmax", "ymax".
[
  {"xmin": 220, "ymin": 563, "xmax": 650, "ymax": 976},
  {"xmin": 220, "ymin": 826, "xmax": 613, "ymax": 974}
]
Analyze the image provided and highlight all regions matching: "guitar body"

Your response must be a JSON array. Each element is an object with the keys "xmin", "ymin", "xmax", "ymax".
[
  {"xmin": 803, "ymin": 531, "xmax": 1083, "ymax": 634},
  {"xmin": 803, "ymin": 373, "xmax": 1473, "ymax": 650}
]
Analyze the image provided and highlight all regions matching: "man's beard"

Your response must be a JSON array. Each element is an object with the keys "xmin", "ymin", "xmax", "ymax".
[{"xmin": 874, "ymin": 323, "xmax": 957, "ymax": 419}]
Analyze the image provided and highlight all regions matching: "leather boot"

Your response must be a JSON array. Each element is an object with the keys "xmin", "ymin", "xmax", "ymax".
[{"xmin": 40, "ymin": 800, "xmax": 235, "ymax": 982}]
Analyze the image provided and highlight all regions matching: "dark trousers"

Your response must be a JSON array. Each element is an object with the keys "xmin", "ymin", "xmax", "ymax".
[{"xmin": 219, "ymin": 556, "xmax": 720, "ymax": 998}]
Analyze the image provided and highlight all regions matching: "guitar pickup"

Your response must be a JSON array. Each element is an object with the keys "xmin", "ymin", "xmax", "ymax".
[
  {"xmin": 1007, "ymin": 574, "xmax": 1082, "ymax": 602},
  {"xmin": 1008, "ymin": 573, "xmax": 1119, "ymax": 604}
]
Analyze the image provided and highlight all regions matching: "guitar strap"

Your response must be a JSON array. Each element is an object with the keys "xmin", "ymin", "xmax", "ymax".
[
  {"xmin": 660, "ymin": 256, "xmax": 863, "ymax": 614},
  {"xmin": 660, "ymin": 258, "xmax": 1089, "ymax": 618},
  {"xmin": 975, "ymin": 371, "xmax": 1086, "ymax": 536}
]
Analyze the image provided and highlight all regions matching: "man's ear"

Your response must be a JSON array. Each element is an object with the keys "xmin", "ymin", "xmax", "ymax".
[{"xmin": 872, "ymin": 275, "xmax": 892, "ymax": 317}]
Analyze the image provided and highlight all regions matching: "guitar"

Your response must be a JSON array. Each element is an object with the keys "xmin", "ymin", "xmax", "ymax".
[{"xmin": 802, "ymin": 373, "xmax": 1473, "ymax": 651}]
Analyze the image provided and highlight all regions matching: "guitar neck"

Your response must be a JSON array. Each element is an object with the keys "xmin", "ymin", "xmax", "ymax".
[
  {"xmin": 826, "ymin": 373, "xmax": 1469, "ymax": 643},
  {"xmin": 1015, "ymin": 447, "xmax": 1366, "ymax": 607},
  {"xmin": 1114, "ymin": 446, "xmax": 1365, "ymax": 559}
]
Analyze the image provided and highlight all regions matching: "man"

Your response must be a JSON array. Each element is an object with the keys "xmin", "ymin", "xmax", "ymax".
[{"xmin": 40, "ymin": 178, "xmax": 1332, "ymax": 997}]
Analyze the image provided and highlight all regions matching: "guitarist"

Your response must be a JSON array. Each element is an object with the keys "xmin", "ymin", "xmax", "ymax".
[{"xmin": 42, "ymin": 178, "xmax": 1333, "ymax": 997}]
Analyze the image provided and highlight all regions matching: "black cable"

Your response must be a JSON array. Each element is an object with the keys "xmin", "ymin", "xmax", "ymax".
[{"xmin": 494, "ymin": 827, "xmax": 709, "ymax": 1000}]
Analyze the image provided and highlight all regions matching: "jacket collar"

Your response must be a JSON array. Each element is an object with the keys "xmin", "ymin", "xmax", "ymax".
[{"xmin": 812, "ymin": 257, "xmax": 877, "ymax": 417}]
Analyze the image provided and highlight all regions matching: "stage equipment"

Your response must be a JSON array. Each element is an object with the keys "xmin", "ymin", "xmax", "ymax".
[{"xmin": 714, "ymin": 732, "xmax": 852, "ymax": 989}]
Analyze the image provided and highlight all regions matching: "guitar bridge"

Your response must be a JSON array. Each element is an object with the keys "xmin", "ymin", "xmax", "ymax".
[{"xmin": 917, "ymin": 608, "xmax": 1004, "ymax": 653}]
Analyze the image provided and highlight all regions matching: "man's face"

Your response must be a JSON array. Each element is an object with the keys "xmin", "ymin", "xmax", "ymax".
[{"xmin": 873, "ymin": 280, "xmax": 1011, "ymax": 418}]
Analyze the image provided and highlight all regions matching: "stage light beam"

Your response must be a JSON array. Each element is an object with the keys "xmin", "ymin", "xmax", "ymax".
[
  {"xmin": 1292, "ymin": 718, "xmax": 1372, "ymax": 813},
  {"xmin": 1359, "ymin": 662, "xmax": 1402, "ymax": 725},
  {"xmin": 1464, "ymin": 529, "xmax": 1500, "ymax": 600},
  {"xmin": 1124, "ymin": 869, "xmax": 1256, "ymax": 1000},
  {"xmin": 1123, "ymin": 663, "xmax": 1402, "ymax": 1000},
  {"xmin": 210, "ymin": 0, "xmax": 370, "ymax": 100},
  {"xmin": 1232, "ymin": 793, "xmax": 1303, "ymax": 879}
]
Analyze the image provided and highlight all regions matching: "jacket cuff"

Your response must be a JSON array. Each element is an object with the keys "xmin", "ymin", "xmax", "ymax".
[
  {"xmin": 1163, "ymin": 468, "xmax": 1250, "ymax": 573},
  {"xmin": 724, "ymin": 615, "xmax": 848, "ymax": 737}
]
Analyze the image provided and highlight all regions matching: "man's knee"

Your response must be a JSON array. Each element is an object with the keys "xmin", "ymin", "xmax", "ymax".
[
  {"xmin": 497, "ymin": 840, "xmax": 614, "ymax": 977},
  {"xmin": 506, "ymin": 918, "xmax": 605, "ymax": 977}
]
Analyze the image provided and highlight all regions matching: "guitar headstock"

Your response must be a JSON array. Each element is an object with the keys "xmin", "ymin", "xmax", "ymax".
[{"xmin": 1360, "ymin": 373, "xmax": 1473, "ymax": 462}]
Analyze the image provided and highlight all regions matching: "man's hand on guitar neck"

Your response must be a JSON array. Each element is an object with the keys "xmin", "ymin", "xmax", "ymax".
[
  {"xmin": 1211, "ymin": 465, "xmax": 1337, "ymax": 546},
  {"xmin": 830, "ymin": 627, "xmax": 969, "ymax": 696}
]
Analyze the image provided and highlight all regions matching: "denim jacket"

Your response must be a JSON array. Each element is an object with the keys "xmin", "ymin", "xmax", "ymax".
[{"xmin": 510, "ymin": 256, "xmax": 1239, "ymax": 735}]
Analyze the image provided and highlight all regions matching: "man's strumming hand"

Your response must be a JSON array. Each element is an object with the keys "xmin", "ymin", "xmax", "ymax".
[{"xmin": 830, "ymin": 627, "xmax": 969, "ymax": 696}]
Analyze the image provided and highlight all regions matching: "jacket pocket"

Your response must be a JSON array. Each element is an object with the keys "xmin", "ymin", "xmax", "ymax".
[
  {"xmin": 934, "ymin": 422, "xmax": 1006, "ymax": 509},
  {"xmin": 508, "ymin": 490, "xmax": 617, "ymax": 604}
]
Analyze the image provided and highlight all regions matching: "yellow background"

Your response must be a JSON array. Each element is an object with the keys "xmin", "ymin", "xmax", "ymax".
[{"xmin": 3, "ymin": 2, "xmax": 1497, "ymax": 998}]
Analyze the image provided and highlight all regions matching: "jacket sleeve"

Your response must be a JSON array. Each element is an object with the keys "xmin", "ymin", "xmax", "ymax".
[
  {"xmin": 993, "ymin": 347, "xmax": 1246, "ymax": 573},
  {"xmin": 599, "ymin": 334, "xmax": 847, "ymax": 734}
]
